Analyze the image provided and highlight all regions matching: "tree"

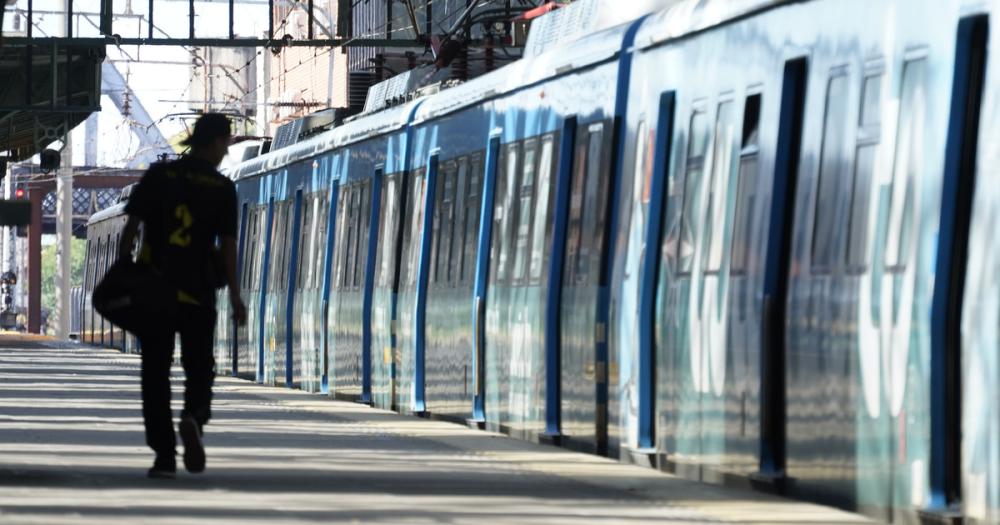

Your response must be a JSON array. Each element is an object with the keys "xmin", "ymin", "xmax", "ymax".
[{"xmin": 40, "ymin": 237, "xmax": 87, "ymax": 335}]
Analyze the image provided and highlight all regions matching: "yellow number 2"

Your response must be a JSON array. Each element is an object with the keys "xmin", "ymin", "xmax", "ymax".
[{"xmin": 169, "ymin": 204, "xmax": 194, "ymax": 247}]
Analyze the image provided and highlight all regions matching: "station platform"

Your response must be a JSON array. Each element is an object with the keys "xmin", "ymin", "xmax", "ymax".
[{"xmin": 0, "ymin": 335, "xmax": 879, "ymax": 524}]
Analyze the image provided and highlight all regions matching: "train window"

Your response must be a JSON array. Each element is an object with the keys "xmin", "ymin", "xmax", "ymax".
[
  {"xmin": 450, "ymin": 158, "xmax": 469, "ymax": 285},
  {"xmin": 489, "ymin": 148, "xmax": 506, "ymax": 286},
  {"xmin": 354, "ymin": 182, "xmax": 370, "ymax": 290},
  {"xmin": 847, "ymin": 73, "xmax": 884, "ymax": 271},
  {"xmin": 256, "ymin": 207, "xmax": 268, "ymax": 289},
  {"xmin": 103, "ymin": 234, "xmax": 112, "ymax": 276},
  {"xmin": 429, "ymin": 169, "xmax": 442, "ymax": 286},
  {"xmin": 433, "ymin": 161, "xmax": 456, "ymax": 285},
  {"xmin": 577, "ymin": 123, "xmax": 607, "ymax": 285},
  {"xmin": 296, "ymin": 195, "xmax": 311, "ymax": 289},
  {"xmin": 398, "ymin": 179, "xmax": 414, "ymax": 289},
  {"xmin": 337, "ymin": 189, "xmax": 350, "ymax": 288},
  {"xmin": 307, "ymin": 196, "xmax": 317, "ymax": 288},
  {"xmin": 270, "ymin": 205, "xmax": 280, "ymax": 290},
  {"xmin": 512, "ymin": 138, "xmax": 538, "ymax": 283},
  {"xmin": 529, "ymin": 135, "xmax": 556, "ymax": 282},
  {"xmin": 677, "ymin": 108, "xmax": 710, "ymax": 274},
  {"xmin": 239, "ymin": 215, "xmax": 246, "ymax": 289},
  {"xmin": 269, "ymin": 204, "xmax": 281, "ymax": 290},
  {"xmin": 703, "ymin": 99, "xmax": 737, "ymax": 273},
  {"xmin": 811, "ymin": 72, "xmax": 851, "ymax": 272},
  {"xmin": 283, "ymin": 201, "xmax": 295, "ymax": 287},
  {"xmin": 377, "ymin": 175, "xmax": 398, "ymax": 288},
  {"xmin": 242, "ymin": 209, "xmax": 255, "ymax": 288},
  {"xmin": 463, "ymin": 153, "xmax": 483, "ymax": 283},
  {"xmin": 445, "ymin": 162, "xmax": 458, "ymax": 284},
  {"xmin": 253, "ymin": 208, "xmax": 264, "ymax": 288},
  {"xmin": 329, "ymin": 193, "xmax": 342, "ymax": 289},
  {"xmin": 271, "ymin": 202, "xmax": 287, "ymax": 291},
  {"xmin": 885, "ymin": 59, "xmax": 926, "ymax": 271},
  {"xmin": 564, "ymin": 131, "xmax": 588, "ymax": 285},
  {"xmin": 496, "ymin": 142, "xmax": 521, "ymax": 284},
  {"xmin": 405, "ymin": 171, "xmax": 427, "ymax": 288},
  {"xmin": 311, "ymin": 194, "xmax": 323, "ymax": 289},
  {"xmin": 731, "ymin": 94, "xmax": 762, "ymax": 274},
  {"xmin": 354, "ymin": 185, "xmax": 363, "ymax": 289},
  {"xmin": 340, "ymin": 188, "xmax": 355, "ymax": 289},
  {"xmin": 281, "ymin": 202, "xmax": 293, "ymax": 288},
  {"xmin": 83, "ymin": 240, "xmax": 93, "ymax": 292},
  {"xmin": 317, "ymin": 194, "xmax": 330, "ymax": 289},
  {"xmin": 343, "ymin": 189, "xmax": 354, "ymax": 289}
]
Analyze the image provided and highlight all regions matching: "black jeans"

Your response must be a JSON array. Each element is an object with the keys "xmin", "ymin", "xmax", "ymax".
[{"xmin": 139, "ymin": 303, "xmax": 217, "ymax": 456}]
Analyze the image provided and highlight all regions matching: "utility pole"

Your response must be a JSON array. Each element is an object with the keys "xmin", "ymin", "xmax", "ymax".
[
  {"xmin": 55, "ymin": 134, "xmax": 73, "ymax": 339},
  {"xmin": 2, "ymin": 159, "xmax": 11, "ymax": 276}
]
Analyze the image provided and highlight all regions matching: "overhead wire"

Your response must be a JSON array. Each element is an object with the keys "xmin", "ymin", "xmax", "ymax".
[{"xmin": 225, "ymin": 0, "xmax": 504, "ymax": 113}]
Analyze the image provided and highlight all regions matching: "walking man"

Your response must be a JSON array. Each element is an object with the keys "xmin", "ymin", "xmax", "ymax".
[{"xmin": 118, "ymin": 113, "xmax": 247, "ymax": 478}]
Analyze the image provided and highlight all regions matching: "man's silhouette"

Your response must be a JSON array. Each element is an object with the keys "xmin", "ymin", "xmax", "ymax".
[{"xmin": 119, "ymin": 113, "xmax": 247, "ymax": 478}]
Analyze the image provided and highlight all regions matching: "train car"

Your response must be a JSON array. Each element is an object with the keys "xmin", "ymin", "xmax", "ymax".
[
  {"xmin": 222, "ymin": 137, "xmax": 333, "ymax": 388},
  {"xmin": 386, "ymin": 75, "xmax": 502, "ymax": 419},
  {"xmin": 81, "ymin": 188, "xmax": 139, "ymax": 353},
  {"xmin": 324, "ymin": 105, "xmax": 416, "ymax": 400},
  {"xmin": 608, "ymin": 0, "xmax": 996, "ymax": 521},
  {"xmin": 219, "ymin": 103, "xmax": 417, "ymax": 397}
]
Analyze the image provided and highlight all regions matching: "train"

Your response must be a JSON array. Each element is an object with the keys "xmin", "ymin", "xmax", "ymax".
[{"xmin": 80, "ymin": 0, "xmax": 1000, "ymax": 522}]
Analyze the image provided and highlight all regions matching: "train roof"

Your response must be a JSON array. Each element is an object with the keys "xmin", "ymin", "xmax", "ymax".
[
  {"xmin": 227, "ymin": 0, "xmax": 788, "ymax": 181},
  {"xmin": 86, "ymin": 202, "xmax": 127, "ymax": 226},
  {"xmin": 229, "ymin": 101, "xmax": 419, "ymax": 181},
  {"xmin": 634, "ymin": 0, "xmax": 787, "ymax": 50},
  {"xmin": 412, "ymin": 23, "xmax": 636, "ymax": 124}
]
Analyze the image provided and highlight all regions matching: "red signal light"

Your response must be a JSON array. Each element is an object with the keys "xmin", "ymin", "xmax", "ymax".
[{"xmin": 14, "ymin": 188, "xmax": 25, "ymax": 199}]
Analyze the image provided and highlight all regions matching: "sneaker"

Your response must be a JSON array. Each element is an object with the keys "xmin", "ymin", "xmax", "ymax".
[
  {"xmin": 147, "ymin": 454, "xmax": 176, "ymax": 479},
  {"xmin": 179, "ymin": 415, "xmax": 206, "ymax": 474}
]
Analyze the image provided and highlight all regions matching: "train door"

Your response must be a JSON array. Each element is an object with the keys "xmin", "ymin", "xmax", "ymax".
[
  {"xmin": 540, "ymin": 120, "xmax": 577, "ymax": 443},
  {"xmin": 760, "ymin": 56, "xmax": 807, "ymax": 479},
  {"xmin": 319, "ymin": 180, "xmax": 340, "ymax": 394},
  {"xmin": 938, "ymin": 14, "xmax": 987, "ymax": 518},
  {"xmin": 559, "ymin": 121, "xmax": 613, "ymax": 453},
  {"xmin": 685, "ymin": 96, "xmax": 741, "ymax": 465},
  {"xmin": 361, "ymin": 169, "xmax": 384, "ymax": 403},
  {"xmin": 284, "ymin": 189, "xmax": 304, "ymax": 388},
  {"xmin": 484, "ymin": 140, "xmax": 519, "ymax": 431},
  {"xmin": 958, "ymin": 14, "xmax": 997, "ymax": 523},
  {"xmin": 256, "ymin": 197, "xmax": 275, "ymax": 382},
  {"xmin": 626, "ymin": 93, "xmax": 675, "ymax": 455},
  {"xmin": 231, "ymin": 201, "xmax": 249, "ymax": 375},
  {"xmin": 372, "ymin": 170, "xmax": 403, "ymax": 409},
  {"xmin": 472, "ymin": 133, "xmax": 502, "ymax": 425}
]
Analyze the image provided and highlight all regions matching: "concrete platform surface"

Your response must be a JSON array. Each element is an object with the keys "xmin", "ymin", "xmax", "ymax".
[{"xmin": 0, "ymin": 336, "xmax": 880, "ymax": 524}]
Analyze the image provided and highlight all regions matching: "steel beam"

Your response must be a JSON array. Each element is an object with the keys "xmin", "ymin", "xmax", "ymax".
[{"xmin": 2, "ymin": 36, "xmax": 424, "ymax": 48}]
